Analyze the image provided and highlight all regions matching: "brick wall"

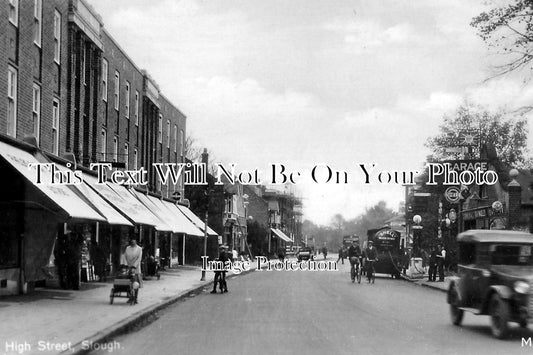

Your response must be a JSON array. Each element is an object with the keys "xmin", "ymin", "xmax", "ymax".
[
  {"xmin": 244, "ymin": 185, "xmax": 269, "ymax": 227},
  {"xmin": 100, "ymin": 30, "xmax": 144, "ymax": 171},
  {"xmin": 0, "ymin": 0, "xmax": 69, "ymax": 153},
  {"xmin": 101, "ymin": 31, "xmax": 187, "ymax": 196}
]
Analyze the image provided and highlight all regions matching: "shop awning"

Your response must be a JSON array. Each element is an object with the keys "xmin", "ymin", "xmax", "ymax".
[
  {"xmin": 0, "ymin": 141, "xmax": 105, "ymax": 221},
  {"xmin": 128, "ymin": 189, "xmax": 173, "ymax": 232},
  {"xmin": 176, "ymin": 205, "xmax": 219, "ymax": 237},
  {"xmin": 271, "ymin": 228, "xmax": 292, "ymax": 243},
  {"xmin": 45, "ymin": 163, "xmax": 132, "ymax": 226},
  {"xmin": 76, "ymin": 181, "xmax": 133, "ymax": 226},
  {"xmin": 157, "ymin": 199, "xmax": 204, "ymax": 237},
  {"xmin": 85, "ymin": 175, "xmax": 158, "ymax": 226}
]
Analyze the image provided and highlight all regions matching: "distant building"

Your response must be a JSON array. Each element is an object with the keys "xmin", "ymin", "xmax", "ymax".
[{"xmin": 244, "ymin": 185, "xmax": 302, "ymax": 256}]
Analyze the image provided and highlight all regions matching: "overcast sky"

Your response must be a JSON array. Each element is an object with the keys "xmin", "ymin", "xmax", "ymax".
[{"xmin": 90, "ymin": 0, "xmax": 533, "ymax": 225}]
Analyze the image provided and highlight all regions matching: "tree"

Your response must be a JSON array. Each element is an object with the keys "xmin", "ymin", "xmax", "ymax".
[
  {"xmin": 425, "ymin": 103, "xmax": 530, "ymax": 168},
  {"xmin": 339, "ymin": 201, "xmax": 397, "ymax": 243},
  {"xmin": 471, "ymin": 0, "xmax": 533, "ymax": 80},
  {"xmin": 330, "ymin": 213, "xmax": 345, "ymax": 236},
  {"xmin": 184, "ymin": 136, "xmax": 203, "ymax": 162},
  {"xmin": 302, "ymin": 202, "xmax": 396, "ymax": 250},
  {"xmin": 184, "ymin": 135, "xmax": 222, "ymax": 175}
]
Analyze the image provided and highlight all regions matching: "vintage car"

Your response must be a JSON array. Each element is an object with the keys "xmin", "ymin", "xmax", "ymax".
[
  {"xmin": 297, "ymin": 247, "xmax": 314, "ymax": 262},
  {"xmin": 447, "ymin": 230, "xmax": 533, "ymax": 338}
]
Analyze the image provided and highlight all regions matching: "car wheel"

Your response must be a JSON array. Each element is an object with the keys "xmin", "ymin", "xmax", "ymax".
[
  {"xmin": 448, "ymin": 286, "xmax": 464, "ymax": 326},
  {"xmin": 490, "ymin": 293, "xmax": 510, "ymax": 339},
  {"xmin": 520, "ymin": 320, "xmax": 528, "ymax": 329}
]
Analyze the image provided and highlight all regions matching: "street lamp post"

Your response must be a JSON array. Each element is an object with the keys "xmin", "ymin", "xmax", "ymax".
[
  {"xmin": 200, "ymin": 209, "xmax": 208, "ymax": 281},
  {"xmin": 446, "ymin": 208, "xmax": 456, "ymax": 251},
  {"xmin": 200, "ymin": 188, "xmax": 213, "ymax": 281},
  {"xmin": 413, "ymin": 215, "xmax": 422, "ymax": 257}
]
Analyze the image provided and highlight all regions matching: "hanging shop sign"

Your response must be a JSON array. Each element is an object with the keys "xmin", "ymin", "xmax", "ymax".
[{"xmin": 444, "ymin": 186, "xmax": 461, "ymax": 204}]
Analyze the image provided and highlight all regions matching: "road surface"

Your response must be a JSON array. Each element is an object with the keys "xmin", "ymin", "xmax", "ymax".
[{"xmin": 92, "ymin": 258, "xmax": 533, "ymax": 355}]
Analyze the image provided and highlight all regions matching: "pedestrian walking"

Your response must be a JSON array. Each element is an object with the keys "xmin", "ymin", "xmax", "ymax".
[
  {"xmin": 437, "ymin": 245, "xmax": 446, "ymax": 282},
  {"xmin": 322, "ymin": 246, "xmax": 328, "ymax": 260},
  {"xmin": 337, "ymin": 247, "xmax": 345, "ymax": 264}
]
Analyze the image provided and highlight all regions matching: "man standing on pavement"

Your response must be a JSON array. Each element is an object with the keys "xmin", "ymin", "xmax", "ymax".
[{"xmin": 437, "ymin": 244, "xmax": 446, "ymax": 282}]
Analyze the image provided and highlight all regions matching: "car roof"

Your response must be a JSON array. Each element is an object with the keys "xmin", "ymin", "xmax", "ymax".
[{"xmin": 457, "ymin": 229, "xmax": 533, "ymax": 244}]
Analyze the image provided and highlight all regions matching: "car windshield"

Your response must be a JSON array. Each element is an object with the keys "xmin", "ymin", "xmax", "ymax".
[{"xmin": 489, "ymin": 244, "xmax": 533, "ymax": 266}]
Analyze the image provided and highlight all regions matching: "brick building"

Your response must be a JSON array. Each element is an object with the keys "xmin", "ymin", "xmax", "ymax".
[{"xmin": 0, "ymin": 0, "xmax": 199, "ymax": 295}]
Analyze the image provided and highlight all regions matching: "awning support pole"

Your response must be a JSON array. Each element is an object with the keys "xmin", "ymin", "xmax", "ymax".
[{"xmin": 182, "ymin": 233, "xmax": 185, "ymax": 265}]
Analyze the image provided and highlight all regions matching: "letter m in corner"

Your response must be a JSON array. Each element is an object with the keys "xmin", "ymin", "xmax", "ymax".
[{"xmin": 522, "ymin": 337, "xmax": 532, "ymax": 347}]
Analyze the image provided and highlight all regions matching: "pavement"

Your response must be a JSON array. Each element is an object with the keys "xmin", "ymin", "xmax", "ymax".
[
  {"xmin": 90, "ymin": 258, "xmax": 520, "ymax": 355},
  {"xmin": 0, "ymin": 262, "xmax": 256, "ymax": 355},
  {"xmin": 404, "ymin": 274, "xmax": 451, "ymax": 293}
]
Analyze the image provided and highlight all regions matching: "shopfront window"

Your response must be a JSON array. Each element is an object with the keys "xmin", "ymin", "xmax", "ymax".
[{"xmin": 0, "ymin": 219, "xmax": 19, "ymax": 268}]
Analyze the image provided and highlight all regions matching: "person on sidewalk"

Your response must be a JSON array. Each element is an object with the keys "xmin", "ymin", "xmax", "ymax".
[
  {"xmin": 124, "ymin": 238, "xmax": 143, "ymax": 297},
  {"xmin": 90, "ymin": 241, "xmax": 107, "ymax": 282},
  {"xmin": 65, "ymin": 232, "xmax": 82, "ymax": 290},
  {"xmin": 54, "ymin": 233, "xmax": 69, "ymax": 289},
  {"xmin": 437, "ymin": 245, "xmax": 446, "ymax": 282},
  {"xmin": 428, "ymin": 247, "xmax": 437, "ymax": 282}
]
